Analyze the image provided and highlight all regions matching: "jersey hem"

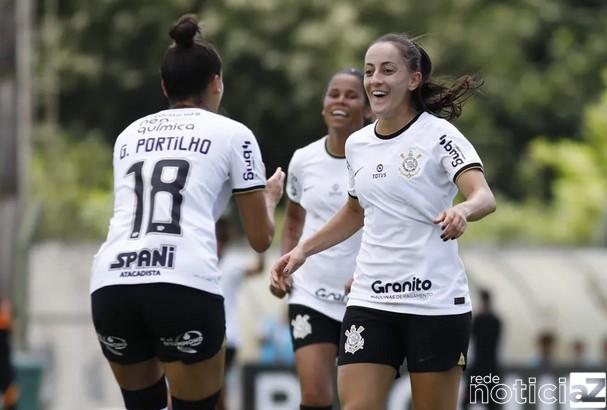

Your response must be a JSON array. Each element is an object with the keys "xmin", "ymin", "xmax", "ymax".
[
  {"xmin": 347, "ymin": 299, "xmax": 472, "ymax": 316},
  {"xmin": 453, "ymin": 163, "xmax": 483, "ymax": 183},
  {"xmin": 289, "ymin": 289, "xmax": 346, "ymax": 322},
  {"xmin": 90, "ymin": 278, "xmax": 223, "ymax": 298},
  {"xmin": 232, "ymin": 185, "xmax": 266, "ymax": 194}
]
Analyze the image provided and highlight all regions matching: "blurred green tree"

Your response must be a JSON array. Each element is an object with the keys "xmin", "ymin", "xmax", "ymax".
[{"xmin": 32, "ymin": 0, "xmax": 607, "ymax": 242}]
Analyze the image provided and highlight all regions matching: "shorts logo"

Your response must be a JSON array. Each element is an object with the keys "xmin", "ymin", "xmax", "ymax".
[
  {"xmin": 344, "ymin": 325, "xmax": 365, "ymax": 354},
  {"xmin": 291, "ymin": 314, "xmax": 312, "ymax": 339},
  {"xmin": 458, "ymin": 352, "xmax": 466, "ymax": 366},
  {"xmin": 160, "ymin": 330, "xmax": 204, "ymax": 354},
  {"xmin": 399, "ymin": 150, "xmax": 422, "ymax": 179},
  {"xmin": 98, "ymin": 335, "xmax": 128, "ymax": 356}
]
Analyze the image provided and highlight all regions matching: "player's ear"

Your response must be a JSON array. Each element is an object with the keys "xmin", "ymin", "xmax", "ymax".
[
  {"xmin": 160, "ymin": 80, "xmax": 168, "ymax": 98},
  {"xmin": 209, "ymin": 74, "xmax": 223, "ymax": 95}
]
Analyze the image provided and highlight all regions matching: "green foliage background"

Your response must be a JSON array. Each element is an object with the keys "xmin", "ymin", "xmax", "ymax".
[{"xmin": 32, "ymin": 0, "xmax": 607, "ymax": 244}]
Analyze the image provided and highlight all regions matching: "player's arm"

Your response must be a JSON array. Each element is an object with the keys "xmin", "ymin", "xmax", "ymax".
[
  {"xmin": 455, "ymin": 168, "xmax": 496, "ymax": 221},
  {"xmin": 434, "ymin": 169, "xmax": 496, "ymax": 240},
  {"xmin": 298, "ymin": 196, "xmax": 363, "ymax": 256},
  {"xmin": 281, "ymin": 199, "xmax": 306, "ymax": 254},
  {"xmin": 235, "ymin": 168, "xmax": 285, "ymax": 252},
  {"xmin": 271, "ymin": 196, "xmax": 363, "ymax": 291}
]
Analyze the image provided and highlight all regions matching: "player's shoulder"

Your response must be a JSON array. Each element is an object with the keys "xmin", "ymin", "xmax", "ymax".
[
  {"xmin": 418, "ymin": 112, "xmax": 464, "ymax": 139},
  {"xmin": 199, "ymin": 110, "xmax": 255, "ymax": 138},
  {"xmin": 345, "ymin": 122, "xmax": 375, "ymax": 151},
  {"xmin": 292, "ymin": 136, "xmax": 327, "ymax": 161}
]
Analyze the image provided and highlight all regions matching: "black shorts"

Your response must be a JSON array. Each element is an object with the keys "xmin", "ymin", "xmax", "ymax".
[
  {"xmin": 288, "ymin": 304, "xmax": 341, "ymax": 351},
  {"xmin": 91, "ymin": 283, "xmax": 225, "ymax": 365},
  {"xmin": 338, "ymin": 306, "xmax": 471, "ymax": 373}
]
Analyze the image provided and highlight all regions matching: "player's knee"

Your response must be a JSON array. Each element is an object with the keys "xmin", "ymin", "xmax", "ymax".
[
  {"xmin": 120, "ymin": 376, "xmax": 167, "ymax": 410},
  {"xmin": 171, "ymin": 389, "xmax": 221, "ymax": 410},
  {"xmin": 301, "ymin": 386, "xmax": 333, "ymax": 407},
  {"xmin": 300, "ymin": 374, "xmax": 333, "ymax": 405}
]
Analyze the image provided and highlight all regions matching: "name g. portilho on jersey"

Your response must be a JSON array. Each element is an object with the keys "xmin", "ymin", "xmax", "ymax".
[{"xmin": 119, "ymin": 116, "xmax": 212, "ymax": 159}]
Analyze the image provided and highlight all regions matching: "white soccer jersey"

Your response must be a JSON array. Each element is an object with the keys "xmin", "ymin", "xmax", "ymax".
[
  {"xmin": 90, "ymin": 108, "xmax": 266, "ymax": 296},
  {"xmin": 345, "ymin": 112, "xmax": 482, "ymax": 315},
  {"xmin": 287, "ymin": 136, "xmax": 362, "ymax": 321}
]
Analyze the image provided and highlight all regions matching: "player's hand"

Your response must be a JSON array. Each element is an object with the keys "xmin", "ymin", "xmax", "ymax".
[
  {"xmin": 433, "ymin": 205, "xmax": 468, "ymax": 241},
  {"xmin": 269, "ymin": 277, "xmax": 291, "ymax": 299},
  {"xmin": 265, "ymin": 167, "xmax": 285, "ymax": 207},
  {"xmin": 270, "ymin": 246, "xmax": 306, "ymax": 293}
]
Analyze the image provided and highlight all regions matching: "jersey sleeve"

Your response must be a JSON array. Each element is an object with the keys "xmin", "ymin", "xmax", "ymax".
[
  {"xmin": 230, "ymin": 128, "xmax": 267, "ymax": 194},
  {"xmin": 436, "ymin": 131, "xmax": 483, "ymax": 183},
  {"xmin": 286, "ymin": 150, "xmax": 303, "ymax": 204}
]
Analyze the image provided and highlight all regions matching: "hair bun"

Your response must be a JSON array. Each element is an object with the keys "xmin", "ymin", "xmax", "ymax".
[{"xmin": 169, "ymin": 15, "xmax": 200, "ymax": 48}]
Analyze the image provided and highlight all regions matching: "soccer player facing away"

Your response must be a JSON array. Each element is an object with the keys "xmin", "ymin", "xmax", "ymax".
[
  {"xmin": 90, "ymin": 15, "xmax": 284, "ymax": 410},
  {"xmin": 272, "ymin": 69, "xmax": 370, "ymax": 410},
  {"xmin": 272, "ymin": 33, "xmax": 496, "ymax": 410}
]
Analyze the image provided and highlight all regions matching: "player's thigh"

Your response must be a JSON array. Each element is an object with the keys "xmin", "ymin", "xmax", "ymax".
[
  {"xmin": 337, "ymin": 363, "xmax": 395, "ymax": 410},
  {"xmin": 163, "ymin": 340, "xmax": 226, "ymax": 401},
  {"xmin": 109, "ymin": 358, "xmax": 164, "ymax": 391},
  {"xmin": 410, "ymin": 366, "xmax": 463, "ymax": 410},
  {"xmin": 337, "ymin": 306, "xmax": 403, "ymax": 410},
  {"xmin": 295, "ymin": 343, "xmax": 338, "ymax": 403}
]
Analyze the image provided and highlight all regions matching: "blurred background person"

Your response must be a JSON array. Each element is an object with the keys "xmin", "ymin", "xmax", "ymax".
[
  {"xmin": 0, "ymin": 299, "xmax": 18, "ymax": 410},
  {"xmin": 569, "ymin": 339, "xmax": 590, "ymax": 368},
  {"xmin": 258, "ymin": 307, "xmax": 296, "ymax": 365},
  {"xmin": 462, "ymin": 288, "xmax": 502, "ymax": 409},
  {"xmin": 531, "ymin": 331, "xmax": 558, "ymax": 368}
]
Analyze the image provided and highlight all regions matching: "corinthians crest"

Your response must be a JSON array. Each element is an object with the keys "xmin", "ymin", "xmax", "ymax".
[
  {"xmin": 291, "ymin": 314, "xmax": 312, "ymax": 339},
  {"xmin": 399, "ymin": 150, "xmax": 422, "ymax": 179},
  {"xmin": 344, "ymin": 325, "xmax": 365, "ymax": 354}
]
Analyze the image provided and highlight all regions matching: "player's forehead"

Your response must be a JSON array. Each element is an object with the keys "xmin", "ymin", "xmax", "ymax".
[
  {"xmin": 365, "ymin": 42, "xmax": 403, "ymax": 67},
  {"xmin": 326, "ymin": 73, "xmax": 363, "ymax": 93}
]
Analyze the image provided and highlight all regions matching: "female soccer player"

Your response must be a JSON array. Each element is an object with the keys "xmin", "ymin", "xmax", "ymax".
[
  {"xmin": 272, "ymin": 33, "xmax": 496, "ymax": 410},
  {"xmin": 274, "ymin": 68, "xmax": 369, "ymax": 410},
  {"xmin": 90, "ymin": 15, "xmax": 284, "ymax": 410}
]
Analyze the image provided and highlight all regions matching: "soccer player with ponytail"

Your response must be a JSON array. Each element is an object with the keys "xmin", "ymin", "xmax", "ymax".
[{"xmin": 272, "ymin": 33, "xmax": 496, "ymax": 410}]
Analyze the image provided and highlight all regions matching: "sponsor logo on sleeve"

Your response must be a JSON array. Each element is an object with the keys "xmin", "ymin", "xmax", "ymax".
[
  {"xmin": 242, "ymin": 140, "xmax": 255, "ymax": 181},
  {"xmin": 439, "ymin": 134, "xmax": 466, "ymax": 167}
]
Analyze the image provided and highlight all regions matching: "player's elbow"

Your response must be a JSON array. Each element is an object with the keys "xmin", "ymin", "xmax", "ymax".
[
  {"xmin": 248, "ymin": 230, "xmax": 274, "ymax": 252},
  {"xmin": 487, "ymin": 192, "xmax": 497, "ymax": 213}
]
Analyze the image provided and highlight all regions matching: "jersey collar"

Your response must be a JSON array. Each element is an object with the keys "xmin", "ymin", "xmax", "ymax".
[{"xmin": 374, "ymin": 111, "xmax": 424, "ymax": 140}]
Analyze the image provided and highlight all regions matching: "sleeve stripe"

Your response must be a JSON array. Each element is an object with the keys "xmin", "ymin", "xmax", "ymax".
[
  {"xmin": 453, "ymin": 163, "xmax": 483, "ymax": 183},
  {"xmin": 232, "ymin": 185, "xmax": 266, "ymax": 194}
]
